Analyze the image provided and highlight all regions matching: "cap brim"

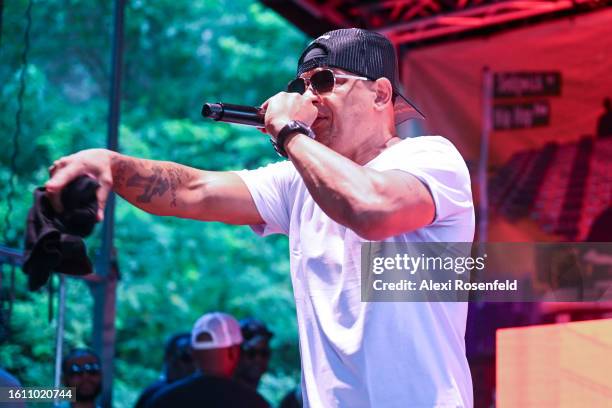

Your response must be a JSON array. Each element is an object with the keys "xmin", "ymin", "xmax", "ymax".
[
  {"xmin": 191, "ymin": 337, "xmax": 241, "ymax": 350},
  {"xmin": 242, "ymin": 334, "xmax": 272, "ymax": 350},
  {"xmin": 394, "ymin": 92, "xmax": 425, "ymax": 124}
]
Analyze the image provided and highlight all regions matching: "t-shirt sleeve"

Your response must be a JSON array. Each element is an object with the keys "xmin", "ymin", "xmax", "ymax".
[
  {"xmin": 376, "ymin": 136, "xmax": 473, "ymax": 225},
  {"xmin": 234, "ymin": 160, "xmax": 295, "ymax": 236}
]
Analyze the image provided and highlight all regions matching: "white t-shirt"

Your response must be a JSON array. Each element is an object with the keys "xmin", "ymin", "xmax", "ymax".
[{"xmin": 236, "ymin": 136, "xmax": 475, "ymax": 408}]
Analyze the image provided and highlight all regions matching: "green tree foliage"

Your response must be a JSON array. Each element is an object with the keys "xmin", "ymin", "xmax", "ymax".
[{"xmin": 1, "ymin": 0, "xmax": 309, "ymax": 405}]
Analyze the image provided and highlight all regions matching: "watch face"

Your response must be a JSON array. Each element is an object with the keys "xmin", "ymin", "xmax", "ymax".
[
  {"xmin": 291, "ymin": 121, "xmax": 313, "ymax": 138},
  {"xmin": 274, "ymin": 120, "xmax": 315, "ymax": 157}
]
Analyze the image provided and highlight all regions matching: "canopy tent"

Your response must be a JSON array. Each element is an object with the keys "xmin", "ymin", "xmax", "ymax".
[{"xmin": 262, "ymin": 0, "xmax": 609, "ymax": 46}]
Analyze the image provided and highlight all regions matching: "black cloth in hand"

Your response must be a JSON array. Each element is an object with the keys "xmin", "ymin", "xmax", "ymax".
[{"xmin": 23, "ymin": 176, "xmax": 99, "ymax": 291}]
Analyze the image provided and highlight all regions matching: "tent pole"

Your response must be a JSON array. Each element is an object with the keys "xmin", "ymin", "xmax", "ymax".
[
  {"xmin": 479, "ymin": 67, "xmax": 492, "ymax": 243},
  {"xmin": 93, "ymin": 0, "xmax": 125, "ymax": 406},
  {"xmin": 53, "ymin": 275, "xmax": 66, "ymax": 408}
]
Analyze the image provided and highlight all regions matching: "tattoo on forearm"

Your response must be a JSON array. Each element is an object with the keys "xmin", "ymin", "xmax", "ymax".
[
  {"xmin": 112, "ymin": 157, "xmax": 186, "ymax": 207},
  {"xmin": 127, "ymin": 168, "xmax": 170, "ymax": 203},
  {"xmin": 113, "ymin": 158, "xmax": 129, "ymax": 187},
  {"xmin": 166, "ymin": 168, "xmax": 183, "ymax": 207}
]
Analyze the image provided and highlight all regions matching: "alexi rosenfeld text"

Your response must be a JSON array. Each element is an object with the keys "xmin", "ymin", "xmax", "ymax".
[{"xmin": 369, "ymin": 253, "xmax": 518, "ymax": 293}]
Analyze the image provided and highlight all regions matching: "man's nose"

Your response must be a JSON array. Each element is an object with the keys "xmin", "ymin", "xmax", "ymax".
[{"xmin": 303, "ymin": 86, "xmax": 321, "ymax": 103}]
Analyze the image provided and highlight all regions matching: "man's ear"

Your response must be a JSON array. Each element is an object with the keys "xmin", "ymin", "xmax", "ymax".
[{"xmin": 373, "ymin": 77, "xmax": 393, "ymax": 110}]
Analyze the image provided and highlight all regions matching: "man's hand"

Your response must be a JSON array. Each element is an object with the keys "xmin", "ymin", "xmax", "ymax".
[
  {"xmin": 46, "ymin": 149, "xmax": 115, "ymax": 221},
  {"xmin": 262, "ymin": 92, "xmax": 318, "ymax": 138},
  {"xmin": 45, "ymin": 149, "xmax": 264, "ymax": 226}
]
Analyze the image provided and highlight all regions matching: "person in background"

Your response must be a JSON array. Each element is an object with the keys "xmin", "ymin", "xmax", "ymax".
[
  {"xmin": 279, "ymin": 384, "xmax": 303, "ymax": 408},
  {"xmin": 134, "ymin": 332, "xmax": 196, "ymax": 408},
  {"xmin": 145, "ymin": 312, "xmax": 269, "ymax": 408},
  {"xmin": 62, "ymin": 348, "xmax": 102, "ymax": 408},
  {"xmin": 597, "ymin": 97, "xmax": 612, "ymax": 138},
  {"xmin": 0, "ymin": 311, "xmax": 26, "ymax": 408},
  {"xmin": 0, "ymin": 367, "xmax": 26, "ymax": 408},
  {"xmin": 234, "ymin": 317, "xmax": 273, "ymax": 390}
]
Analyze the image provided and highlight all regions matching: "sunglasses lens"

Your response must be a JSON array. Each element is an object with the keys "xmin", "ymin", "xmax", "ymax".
[
  {"xmin": 311, "ymin": 70, "xmax": 335, "ymax": 94},
  {"xmin": 287, "ymin": 78, "xmax": 306, "ymax": 94},
  {"xmin": 70, "ymin": 363, "xmax": 100, "ymax": 375}
]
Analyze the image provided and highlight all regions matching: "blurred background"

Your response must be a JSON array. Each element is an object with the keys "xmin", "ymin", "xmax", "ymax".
[
  {"xmin": 2, "ymin": 0, "xmax": 612, "ymax": 407},
  {"xmin": 1, "ymin": 0, "xmax": 308, "ymax": 405}
]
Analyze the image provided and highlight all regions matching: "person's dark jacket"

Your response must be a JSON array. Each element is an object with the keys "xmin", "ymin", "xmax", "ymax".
[
  {"xmin": 134, "ymin": 379, "xmax": 167, "ymax": 408},
  {"xmin": 144, "ymin": 372, "xmax": 269, "ymax": 408}
]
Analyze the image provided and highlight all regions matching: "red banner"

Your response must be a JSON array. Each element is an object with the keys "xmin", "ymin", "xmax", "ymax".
[{"xmin": 401, "ymin": 9, "xmax": 612, "ymax": 241}]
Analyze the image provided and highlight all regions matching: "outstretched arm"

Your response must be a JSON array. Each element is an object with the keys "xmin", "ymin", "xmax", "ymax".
[{"xmin": 45, "ymin": 149, "xmax": 263, "ymax": 225}]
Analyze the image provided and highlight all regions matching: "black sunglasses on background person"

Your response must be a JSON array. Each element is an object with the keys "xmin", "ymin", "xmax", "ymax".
[{"xmin": 67, "ymin": 362, "xmax": 101, "ymax": 376}]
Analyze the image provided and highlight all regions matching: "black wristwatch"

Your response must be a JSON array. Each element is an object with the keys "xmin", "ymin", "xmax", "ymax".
[{"xmin": 272, "ymin": 120, "xmax": 315, "ymax": 158}]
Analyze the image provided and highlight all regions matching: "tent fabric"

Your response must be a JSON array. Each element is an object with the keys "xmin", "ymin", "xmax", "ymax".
[
  {"xmin": 401, "ymin": 8, "xmax": 612, "ymax": 166},
  {"xmin": 400, "ymin": 9, "xmax": 612, "ymax": 241}
]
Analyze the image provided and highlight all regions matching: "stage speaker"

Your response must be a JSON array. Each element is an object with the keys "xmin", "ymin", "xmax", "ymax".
[{"xmin": 497, "ymin": 318, "xmax": 612, "ymax": 407}]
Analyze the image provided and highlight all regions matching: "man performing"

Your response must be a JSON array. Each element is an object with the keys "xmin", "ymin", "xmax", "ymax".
[{"xmin": 46, "ymin": 28, "xmax": 475, "ymax": 407}]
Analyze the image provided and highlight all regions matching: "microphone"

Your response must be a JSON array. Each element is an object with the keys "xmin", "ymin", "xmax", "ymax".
[{"xmin": 201, "ymin": 102, "xmax": 265, "ymax": 128}]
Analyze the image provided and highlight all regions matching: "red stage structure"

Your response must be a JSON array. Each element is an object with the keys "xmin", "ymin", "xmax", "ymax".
[{"xmin": 262, "ymin": 0, "xmax": 610, "ymax": 44}]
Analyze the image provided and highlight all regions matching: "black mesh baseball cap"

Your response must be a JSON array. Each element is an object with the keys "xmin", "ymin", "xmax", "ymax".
[{"xmin": 297, "ymin": 28, "xmax": 425, "ymax": 124}]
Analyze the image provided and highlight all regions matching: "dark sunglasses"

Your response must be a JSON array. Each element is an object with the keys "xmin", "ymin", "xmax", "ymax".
[
  {"xmin": 287, "ymin": 69, "xmax": 368, "ymax": 96},
  {"xmin": 244, "ymin": 348, "xmax": 271, "ymax": 359},
  {"xmin": 67, "ymin": 362, "xmax": 101, "ymax": 376}
]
